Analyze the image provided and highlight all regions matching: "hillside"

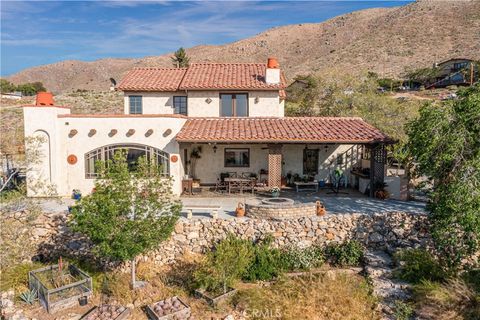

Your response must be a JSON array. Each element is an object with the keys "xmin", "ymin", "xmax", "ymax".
[{"xmin": 6, "ymin": 0, "xmax": 480, "ymax": 94}]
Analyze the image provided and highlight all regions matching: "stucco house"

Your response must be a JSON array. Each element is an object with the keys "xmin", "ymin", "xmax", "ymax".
[{"xmin": 23, "ymin": 58, "xmax": 393, "ymax": 198}]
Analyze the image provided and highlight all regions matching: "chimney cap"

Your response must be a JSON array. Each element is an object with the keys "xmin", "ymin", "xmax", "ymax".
[
  {"xmin": 35, "ymin": 92, "xmax": 55, "ymax": 106},
  {"xmin": 267, "ymin": 57, "xmax": 279, "ymax": 69}
]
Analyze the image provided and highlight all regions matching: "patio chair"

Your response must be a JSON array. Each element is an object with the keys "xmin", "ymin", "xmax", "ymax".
[
  {"xmin": 327, "ymin": 171, "xmax": 348, "ymax": 195},
  {"xmin": 215, "ymin": 178, "xmax": 228, "ymax": 193},
  {"xmin": 227, "ymin": 172, "xmax": 238, "ymax": 178}
]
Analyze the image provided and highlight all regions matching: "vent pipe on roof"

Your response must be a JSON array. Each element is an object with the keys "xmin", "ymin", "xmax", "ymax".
[
  {"xmin": 35, "ymin": 92, "xmax": 55, "ymax": 106},
  {"xmin": 266, "ymin": 57, "xmax": 280, "ymax": 85}
]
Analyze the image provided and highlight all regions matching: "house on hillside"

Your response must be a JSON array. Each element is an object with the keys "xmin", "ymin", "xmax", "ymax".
[
  {"xmin": 23, "ymin": 58, "xmax": 396, "ymax": 199},
  {"xmin": 429, "ymin": 58, "xmax": 478, "ymax": 88}
]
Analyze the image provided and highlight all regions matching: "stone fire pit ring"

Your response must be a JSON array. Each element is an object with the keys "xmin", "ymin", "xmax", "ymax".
[{"xmin": 245, "ymin": 197, "xmax": 316, "ymax": 219}]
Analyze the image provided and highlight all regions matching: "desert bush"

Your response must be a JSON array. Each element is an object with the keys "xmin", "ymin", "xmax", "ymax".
[
  {"xmin": 393, "ymin": 248, "xmax": 446, "ymax": 284},
  {"xmin": 413, "ymin": 279, "xmax": 480, "ymax": 320},
  {"xmin": 280, "ymin": 245, "xmax": 324, "ymax": 271},
  {"xmin": 0, "ymin": 262, "xmax": 43, "ymax": 292},
  {"xmin": 194, "ymin": 234, "xmax": 254, "ymax": 295},
  {"xmin": 243, "ymin": 237, "xmax": 283, "ymax": 281},
  {"xmin": 392, "ymin": 300, "xmax": 414, "ymax": 320},
  {"xmin": 233, "ymin": 273, "xmax": 379, "ymax": 320},
  {"xmin": 324, "ymin": 240, "xmax": 364, "ymax": 267}
]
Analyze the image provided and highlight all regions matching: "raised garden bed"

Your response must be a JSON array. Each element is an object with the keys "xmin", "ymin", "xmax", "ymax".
[
  {"xmin": 194, "ymin": 288, "xmax": 237, "ymax": 306},
  {"xmin": 81, "ymin": 305, "xmax": 131, "ymax": 320},
  {"xmin": 145, "ymin": 296, "xmax": 191, "ymax": 320},
  {"xmin": 29, "ymin": 263, "xmax": 92, "ymax": 313}
]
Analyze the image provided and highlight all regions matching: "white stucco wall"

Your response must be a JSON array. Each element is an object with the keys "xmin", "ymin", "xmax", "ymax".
[
  {"xmin": 282, "ymin": 144, "xmax": 355, "ymax": 183},
  {"xmin": 124, "ymin": 90, "xmax": 283, "ymax": 117},
  {"xmin": 181, "ymin": 144, "xmax": 269, "ymax": 184},
  {"xmin": 123, "ymin": 91, "xmax": 178, "ymax": 114},
  {"xmin": 24, "ymin": 106, "xmax": 186, "ymax": 197}
]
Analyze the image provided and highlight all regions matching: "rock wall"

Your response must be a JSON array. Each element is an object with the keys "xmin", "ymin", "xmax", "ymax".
[{"xmin": 34, "ymin": 212, "xmax": 430, "ymax": 266}]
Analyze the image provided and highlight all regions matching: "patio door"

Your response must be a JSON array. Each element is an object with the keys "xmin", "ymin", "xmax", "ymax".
[{"xmin": 303, "ymin": 149, "xmax": 319, "ymax": 176}]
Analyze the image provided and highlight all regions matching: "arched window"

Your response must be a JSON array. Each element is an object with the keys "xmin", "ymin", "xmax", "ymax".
[{"xmin": 85, "ymin": 144, "xmax": 170, "ymax": 178}]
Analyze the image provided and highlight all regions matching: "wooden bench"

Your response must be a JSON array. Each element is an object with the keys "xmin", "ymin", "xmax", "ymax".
[
  {"xmin": 183, "ymin": 205, "xmax": 222, "ymax": 219},
  {"xmin": 294, "ymin": 181, "xmax": 319, "ymax": 192}
]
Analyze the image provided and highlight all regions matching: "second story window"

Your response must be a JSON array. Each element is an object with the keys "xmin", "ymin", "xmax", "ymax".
[
  {"xmin": 173, "ymin": 96, "xmax": 187, "ymax": 115},
  {"xmin": 129, "ymin": 95, "xmax": 142, "ymax": 114},
  {"xmin": 220, "ymin": 93, "xmax": 248, "ymax": 117}
]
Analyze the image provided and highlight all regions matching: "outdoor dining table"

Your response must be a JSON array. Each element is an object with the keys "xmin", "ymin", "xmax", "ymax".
[{"xmin": 224, "ymin": 177, "xmax": 255, "ymax": 194}]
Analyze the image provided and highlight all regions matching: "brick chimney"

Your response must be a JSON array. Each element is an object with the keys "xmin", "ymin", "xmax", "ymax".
[
  {"xmin": 35, "ymin": 92, "xmax": 55, "ymax": 106},
  {"xmin": 265, "ymin": 57, "xmax": 280, "ymax": 85}
]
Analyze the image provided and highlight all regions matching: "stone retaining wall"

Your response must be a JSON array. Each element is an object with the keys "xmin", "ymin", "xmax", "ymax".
[
  {"xmin": 35, "ymin": 211, "xmax": 430, "ymax": 266},
  {"xmin": 245, "ymin": 202, "xmax": 317, "ymax": 219}
]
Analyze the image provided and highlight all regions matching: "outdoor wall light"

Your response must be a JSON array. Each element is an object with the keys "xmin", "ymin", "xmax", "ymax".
[
  {"xmin": 163, "ymin": 129, "xmax": 172, "ymax": 137},
  {"xmin": 205, "ymin": 98, "xmax": 212, "ymax": 104},
  {"xmin": 126, "ymin": 129, "xmax": 135, "ymax": 137},
  {"xmin": 213, "ymin": 145, "xmax": 218, "ymax": 153},
  {"xmin": 145, "ymin": 129, "xmax": 154, "ymax": 137},
  {"xmin": 88, "ymin": 129, "xmax": 97, "ymax": 137},
  {"xmin": 254, "ymin": 96, "xmax": 260, "ymax": 104}
]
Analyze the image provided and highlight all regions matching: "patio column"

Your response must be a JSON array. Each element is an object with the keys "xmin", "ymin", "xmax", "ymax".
[
  {"xmin": 268, "ymin": 144, "xmax": 282, "ymax": 188},
  {"xmin": 369, "ymin": 143, "xmax": 387, "ymax": 197}
]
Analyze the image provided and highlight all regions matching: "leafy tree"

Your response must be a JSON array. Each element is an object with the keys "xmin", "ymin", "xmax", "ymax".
[
  {"xmin": 0, "ymin": 79, "xmax": 16, "ymax": 93},
  {"xmin": 195, "ymin": 234, "xmax": 254, "ymax": 295},
  {"xmin": 404, "ymin": 66, "xmax": 440, "ymax": 85},
  {"xmin": 70, "ymin": 151, "xmax": 181, "ymax": 288},
  {"xmin": 285, "ymin": 70, "xmax": 421, "ymax": 142},
  {"xmin": 171, "ymin": 47, "xmax": 190, "ymax": 68},
  {"xmin": 405, "ymin": 84, "xmax": 480, "ymax": 268}
]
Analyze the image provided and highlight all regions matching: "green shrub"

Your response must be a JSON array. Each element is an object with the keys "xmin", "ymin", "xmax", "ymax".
[
  {"xmin": 194, "ymin": 234, "xmax": 254, "ymax": 295},
  {"xmin": 243, "ymin": 237, "xmax": 283, "ymax": 281},
  {"xmin": 392, "ymin": 300, "xmax": 414, "ymax": 320},
  {"xmin": 393, "ymin": 249, "xmax": 446, "ymax": 284},
  {"xmin": 324, "ymin": 240, "xmax": 364, "ymax": 267},
  {"xmin": 280, "ymin": 245, "xmax": 324, "ymax": 271}
]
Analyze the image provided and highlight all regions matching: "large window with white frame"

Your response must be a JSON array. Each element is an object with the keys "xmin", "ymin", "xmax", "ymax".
[
  {"xmin": 84, "ymin": 144, "xmax": 169, "ymax": 178},
  {"xmin": 129, "ymin": 95, "xmax": 143, "ymax": 114}
]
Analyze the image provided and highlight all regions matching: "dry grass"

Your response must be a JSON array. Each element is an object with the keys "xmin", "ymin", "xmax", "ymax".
[
  {"xmin": 413, "ymin": 279, "xmax": 480, "ymax": 320},
  {"xmin": 233, "ymin": 272, "xmax": 379, "ymax": 320}
]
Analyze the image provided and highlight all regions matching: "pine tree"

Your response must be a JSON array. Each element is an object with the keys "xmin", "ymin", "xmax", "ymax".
[{"xmin": 171, "ymin": 47, "xmax": 190, "ymax": 68}]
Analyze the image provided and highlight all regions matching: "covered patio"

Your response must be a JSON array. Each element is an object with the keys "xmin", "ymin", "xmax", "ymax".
[{"xmin": 176, "ymin": 117, "xmax": 395, "ymax": 198}]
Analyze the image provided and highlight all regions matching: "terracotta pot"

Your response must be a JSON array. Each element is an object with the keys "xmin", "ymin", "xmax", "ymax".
[
  {"xmin": 316, "ymin": 201, "xmax": 326, "ymax": 216},
  {"xmin": 235, "ymin": 202, "xmax": 245, "ymax": 217}
]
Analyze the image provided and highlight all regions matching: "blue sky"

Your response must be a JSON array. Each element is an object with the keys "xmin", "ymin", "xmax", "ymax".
[{"xmin": 1, "ymin": 1, "xmax": 411, "ymax": 76}]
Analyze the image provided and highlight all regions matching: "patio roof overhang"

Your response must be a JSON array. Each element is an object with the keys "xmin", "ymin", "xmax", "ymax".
[{"xmin": 175, "ymin": 117, "xmax": 394, "ymax": 145}]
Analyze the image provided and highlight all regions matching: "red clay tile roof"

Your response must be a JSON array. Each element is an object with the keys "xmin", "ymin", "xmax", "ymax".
[
  {"xmin": 117, "ymin": 63, "xmax": 286, "ymax": 92},
  {"xmin": 176, "ymin": 117, "xmax": 392, "ymax": 144},
  {"xmin": 178, "ymin": 63, "xmax": 286, "ymax": 90},
  {"xmin": 117, "ymin": 68, "xmax": 187, "ymax": 91}
]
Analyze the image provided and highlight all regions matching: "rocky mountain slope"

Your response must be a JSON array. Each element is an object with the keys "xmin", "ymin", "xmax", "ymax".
[{"xmin": 6, "ymin": 0, "xmax": 480, "ymax": 93}]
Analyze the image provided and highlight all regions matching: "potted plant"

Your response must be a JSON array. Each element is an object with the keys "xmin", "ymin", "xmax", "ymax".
[
  {"xmin": 374, "ymin": 181, "xmax": 390, "ymax": 200},
  {"xmin": 270, "ymin": 187, "xmax": 280, "ymax": 198},
  {"xmin": 194, "ymin": 235, "xmax": 254, "ymax": 306},
  {"xmin": 72, "ymin": 189, "xmax": 82, "ymax": 200},
  {"xmin": 235, "ymin": 202, "xmax": 245, "ymax": 218},
  {"xmin": 189, "ymin": 146, "xmax": 202, "ymax": 183},
  {"xmin": 316, "ymin": 201, "xmax": 326, "ymax": 216}
]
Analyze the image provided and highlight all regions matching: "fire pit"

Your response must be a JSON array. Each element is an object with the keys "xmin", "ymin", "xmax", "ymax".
[
  {"xmin": 245, "ymin": 197, "xmax": 316, "ymax": 219},
  {"xmin": 261, "ymin": 198, "xmax": 295, "ymax": 206}
]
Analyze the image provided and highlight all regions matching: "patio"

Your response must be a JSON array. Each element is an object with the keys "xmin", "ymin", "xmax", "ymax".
[{"xmin": 180, "ymin": 188, "xmax": 426, "ymax": 219}]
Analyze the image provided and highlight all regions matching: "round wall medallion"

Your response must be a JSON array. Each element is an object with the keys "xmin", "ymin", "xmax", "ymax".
[
  {"xmin": 170, "ymin": 155, "xmax": 178, "ymax": 163},
  {"xmin": 67, "ymin": 154, "xmax": 78, "ymax": 165}
]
